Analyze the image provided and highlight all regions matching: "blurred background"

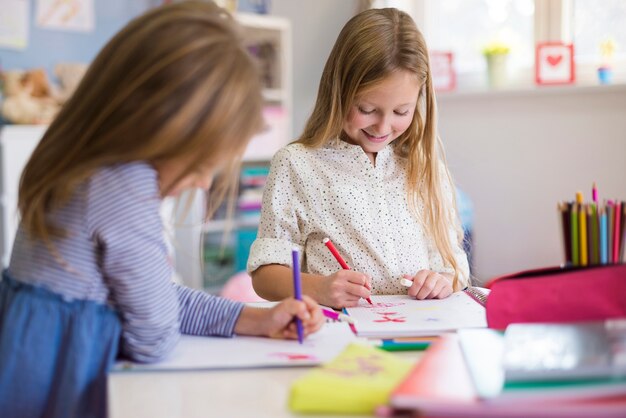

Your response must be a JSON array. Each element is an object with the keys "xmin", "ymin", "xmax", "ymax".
[{"xmin": 0, "ymin": 0, "xmax": 624, "ymax": 292}]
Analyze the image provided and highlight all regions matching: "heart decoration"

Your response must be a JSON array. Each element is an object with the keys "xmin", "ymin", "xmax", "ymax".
[{"xmin": 547, "ymin": 54, "xmax": 563, "ymax": 66}]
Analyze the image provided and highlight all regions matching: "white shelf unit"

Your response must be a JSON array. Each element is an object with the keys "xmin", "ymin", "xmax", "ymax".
[
  {"xmin": 173, "ymin": 14, "xmax": 292, "ymax": 291},
  {"xmin": 238, "ymin": 12, "xmax": 292, "ymax": 162},
  {"xmin": 0, "ymin": 125, "xmax": 46, "ymax": 266}
]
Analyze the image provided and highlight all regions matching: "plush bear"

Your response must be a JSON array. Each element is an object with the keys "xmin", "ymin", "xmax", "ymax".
[{"xmin": 1, "ymin": 69, "xmax": 59, "ymax": 124}]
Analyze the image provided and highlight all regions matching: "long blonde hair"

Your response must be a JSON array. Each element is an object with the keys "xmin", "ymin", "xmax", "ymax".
[
  {"xmin": 297, "ymin": 8, "xmax": 465, "ymax": 288},
  {"xmin": 19, "ymin": 1, "xmax": 264, "ymax": 244}
]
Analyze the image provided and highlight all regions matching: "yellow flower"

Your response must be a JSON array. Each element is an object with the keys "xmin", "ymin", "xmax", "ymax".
[
  {"xmin": 600, "ymin": 38, "xmax": 617, "ymax": 59},
  {"xmin": 483, "ymin": 42, "xmax": 510, "ymax": 56}
]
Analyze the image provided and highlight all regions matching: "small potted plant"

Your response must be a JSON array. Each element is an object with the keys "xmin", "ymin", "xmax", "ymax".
[
  {"xmin": 483, "ymin": 41, "xmax": 510, "ymax": 88},
  {"xmin": 598, "ymin": 38, "xmax": 617, "ymax": 85}
]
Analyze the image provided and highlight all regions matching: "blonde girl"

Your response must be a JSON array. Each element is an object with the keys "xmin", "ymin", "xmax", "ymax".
[
  {"xmin": 249, "ymin": 7, "xmax": 469, "ymax": 309},
  {"xmin": 0, "ymin": 3, "xmax": 323, "ymax": 418}
]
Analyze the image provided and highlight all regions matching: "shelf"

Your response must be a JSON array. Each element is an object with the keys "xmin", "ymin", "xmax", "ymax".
[
  {"xmin": 235, "ymin": 12, "xmax": 290, "ymax": 31},
  {"xmin": 262, "ymin": 88, "xmax": 286, "ymax": 102},
  {"xmin": 437, "ymin": 81, "xmax": 626, "ymax": 101}
]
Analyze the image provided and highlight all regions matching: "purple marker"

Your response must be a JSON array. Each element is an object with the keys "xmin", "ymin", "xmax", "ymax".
[{"xmin": 292, "ymin": 248, "xmax": 304, "ymax": 344}]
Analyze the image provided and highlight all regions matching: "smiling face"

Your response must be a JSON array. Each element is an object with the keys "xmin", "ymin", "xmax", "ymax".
[{"xmin": 342, "ymin": 70, "xmax": 421, "ymax": 164}]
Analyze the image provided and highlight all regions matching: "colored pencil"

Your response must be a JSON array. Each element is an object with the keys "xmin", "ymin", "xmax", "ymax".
[
  {"xmin": 592, "ymin": 182, "xmax": 598, "ymax": 203},
  {"xmin": 589, "ymin": 204, "xmax": 598, "ymax": 265},
  {"xmin": 559, "ymin": 202, "xmax": 572, "ymax": 265},
  {"xmin": 579, "ymin": 203, "xmax": 588, "ymax": 266},
  {"xmin": 607, "ymin": 202, "xmax": 614, "ymax": 264},
  {"xmin": 600, "ymin": 208, "xmax": 608, "ymax": 265},
  {"xmin": 621, "ymin": 204, "xmax": 626, "ymax": 263},
  {"xmin": 576, "ymin": 191, "xmax": 584, "ymax": 205},
  {"xmin": 571, "ymin": 203, "xmax": 579, "ymax": 266},
  {"xmin": 614, "ymin": 201, "xmax": 622, "ymax": 263}
]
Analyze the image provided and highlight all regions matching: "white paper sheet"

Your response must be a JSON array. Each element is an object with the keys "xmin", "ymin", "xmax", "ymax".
[
  {"xmin": 36, "ymin": 0, "xmax": 94, "ymax": 32},
  {"xmin": 345, "ymin": 292, "xmax": 487, "ymax": 338},
  {"xmin": 113, "ymin": 322, "xmax": 357, "ymax": 372},
  {"xmin": 0, "ymin": 0, "xmax": 29, "ymax": 50}
]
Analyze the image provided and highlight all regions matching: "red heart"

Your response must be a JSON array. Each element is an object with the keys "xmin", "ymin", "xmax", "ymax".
[{"xmin": 546, "ymin": 54, "xmax": 563, "ymax": 66}]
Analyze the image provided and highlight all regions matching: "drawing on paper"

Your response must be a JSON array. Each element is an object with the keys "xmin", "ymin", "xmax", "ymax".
[{"xmin": 345, "ymin": 294, "xmax": 487, "ymax": 338}]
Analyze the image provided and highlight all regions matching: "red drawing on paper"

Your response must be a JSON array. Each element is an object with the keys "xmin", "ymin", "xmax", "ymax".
[
  {"xmin": 371, "ymin": 302, "xmax": 405, "ymax": 308},
  {"xmin": 373, "ymin": 310, "xmax": 407, "ymax": 323},
  {"xmin": 270, "ymin": 352, "xmax": 317, "ymax": 361}
]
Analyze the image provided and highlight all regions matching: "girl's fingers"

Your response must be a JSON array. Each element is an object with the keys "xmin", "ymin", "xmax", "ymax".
[
  {"xmin": 417, "ymin": 274, "xmax": 440, "ymax": 299},
  {"xmin": 426, "ymin": 279, "xmax": 445, "ymax": 299},
  {"xmin": 346, "ymin": 282, "xmax": 371, "ymax": 299}
]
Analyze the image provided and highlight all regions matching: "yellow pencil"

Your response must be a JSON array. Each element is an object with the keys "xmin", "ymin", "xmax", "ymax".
[
  {"xmin": 579, "ymin": 203, "xmax": 588, "ymax": 266},
  {"xmin": 576, "ymin": 191, "xmax": 584, "ymax": 205}
]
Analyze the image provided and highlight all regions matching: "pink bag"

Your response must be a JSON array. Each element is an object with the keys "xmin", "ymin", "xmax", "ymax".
[{"xmin": 485, "ymin": 264, "xmax": 626, "ymax": 330}]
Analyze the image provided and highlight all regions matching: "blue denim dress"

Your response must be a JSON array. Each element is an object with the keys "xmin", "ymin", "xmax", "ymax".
[{"xmin": 0, "ymin": 271, "xmax": 121, "ymax": 418}]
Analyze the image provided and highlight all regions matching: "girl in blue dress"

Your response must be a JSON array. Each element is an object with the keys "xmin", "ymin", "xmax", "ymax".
[{"xmin": 0, "ymin": 2, "xmax": 324, "ymax": 417}]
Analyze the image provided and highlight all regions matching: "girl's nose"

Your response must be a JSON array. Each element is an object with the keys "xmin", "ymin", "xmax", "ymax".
[{"xmin": 372, "ymin": 114, "xmax": 391, "ymax": 135}]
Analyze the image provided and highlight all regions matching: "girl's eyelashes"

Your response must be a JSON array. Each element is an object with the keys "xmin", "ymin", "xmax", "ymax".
[{"xmin": 357, "ymin": 106, "xmax": 411, "ymax": 116}]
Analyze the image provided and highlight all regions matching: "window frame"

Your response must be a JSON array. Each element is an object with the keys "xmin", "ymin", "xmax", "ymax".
[{"xmin": 407, "ymin": 0, "xmax": 625, "ymax": 89}]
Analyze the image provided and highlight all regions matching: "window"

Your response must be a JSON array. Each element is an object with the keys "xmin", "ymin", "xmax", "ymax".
[
  {"xmin": 372, "ymin": 0, "xmax": 626, "ymax": 88},
  {"xmin": 572, "ymin": 0, "xmax": 626, "ymax": 65},
  {"xmin": 425, "ymin": 0, "xmax": 535, "ymax": 74}
]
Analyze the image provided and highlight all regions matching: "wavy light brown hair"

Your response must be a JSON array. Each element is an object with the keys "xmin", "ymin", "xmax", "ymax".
[
  {"xmin": 19, "ymin": 1, "xmax": 264, "ymax": 244},
  {"xmin": 297, "ymin": 8, "xmax": 465, "ymax": 289}
]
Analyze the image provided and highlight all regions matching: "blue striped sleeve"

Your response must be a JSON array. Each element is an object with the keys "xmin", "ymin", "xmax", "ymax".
[
  {"xmin": 175, "ymin": 284, "xmax": 244, "ymax": 336},
  {"xmin": 88, "ymin": 165, "xmax": 179, "ymax": 363},
  {"xmin": 87, "ymin": 164, "xmax": 243, "ymax": 363}
]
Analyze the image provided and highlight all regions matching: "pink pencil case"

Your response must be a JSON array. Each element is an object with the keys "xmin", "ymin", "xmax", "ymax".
[{"xmin": 485, "ymin": 264, "xmax": 626, "ymax": 330}]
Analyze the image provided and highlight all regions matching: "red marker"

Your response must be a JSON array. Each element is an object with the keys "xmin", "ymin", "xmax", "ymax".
[{"xmin": 323, "ymin": 237, "xmax": 373, "ymax": 305}]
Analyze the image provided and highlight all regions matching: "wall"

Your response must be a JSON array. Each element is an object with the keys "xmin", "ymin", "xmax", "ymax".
[
  {"xmin": 0, "ymin": 0, "xmax": 358, "ymax": 136},
  {"xmin": 0, "ymin": 1, "xmax": 151, "ymax": 78},
  {"xmin": 439, "ymin": 85, "xmax": 626, "ymax": 283},
  {"xmin": 271, "ymin": 0, "xmax": 360, "ymax": 137}
]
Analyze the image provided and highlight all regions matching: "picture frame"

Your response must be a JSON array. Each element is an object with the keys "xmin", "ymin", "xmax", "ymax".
[
  {"xmin": 430, "ymin": 51, "xmax": 456, "ymax": 92},
  {"xmin": 535, "ymin": 42, "xmax": 575, "ymax": 85}
]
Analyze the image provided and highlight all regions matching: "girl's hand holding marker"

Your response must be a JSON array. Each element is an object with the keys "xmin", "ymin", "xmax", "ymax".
[{"xmin": 323, "ymin": 238, "xmax": 373, "ymax": 307}]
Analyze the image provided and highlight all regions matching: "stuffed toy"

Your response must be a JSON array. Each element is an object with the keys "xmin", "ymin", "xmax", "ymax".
[{"xmin": 1, "ymin": 68, "xmax": 59, "ymax": 124}]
